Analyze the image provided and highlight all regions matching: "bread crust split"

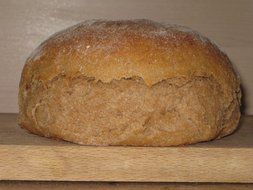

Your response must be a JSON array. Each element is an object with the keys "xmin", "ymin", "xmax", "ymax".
[{"xmin": 18, "ymin": 19, "xmax": 241, "ymax": 146}]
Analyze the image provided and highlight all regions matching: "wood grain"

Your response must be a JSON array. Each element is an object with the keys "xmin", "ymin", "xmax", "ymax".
[
  {"xmin": 0, "ymin": 181, "xmax": 253, "ymax": 190},
  {"xmin": 0, "ymin": 114, "xmax": 252, "ymax": 182},
  {"xmin": 0, "ymin": 0, "xmax": 253, "ymax": 114}
]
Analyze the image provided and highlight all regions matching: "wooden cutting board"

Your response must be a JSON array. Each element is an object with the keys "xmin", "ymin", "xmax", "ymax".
[{"xmin": 0, "ymin": 114, "xmax": 252, "ymax": 182}]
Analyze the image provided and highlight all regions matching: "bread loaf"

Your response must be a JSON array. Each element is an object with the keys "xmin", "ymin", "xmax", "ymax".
[{"xmin": 18, "ymin": 19, "xmax": 241, "ymax": 146}]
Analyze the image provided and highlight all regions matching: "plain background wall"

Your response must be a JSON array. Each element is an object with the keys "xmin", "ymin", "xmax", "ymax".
[{"xmin": 0, "ymin": 0, "xmax": 252, "ymax": 114}]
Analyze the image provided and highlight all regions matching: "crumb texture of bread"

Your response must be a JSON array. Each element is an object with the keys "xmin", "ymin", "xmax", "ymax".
[{"xmin": 18, "ymin": 19, "xmax": 241, "ymax": 146}]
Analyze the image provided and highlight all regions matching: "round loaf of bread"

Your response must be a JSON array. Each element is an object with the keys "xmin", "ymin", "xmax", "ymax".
[{"xmin": 18, "ymin": 19, "xmax": 241, "ymax": 146}]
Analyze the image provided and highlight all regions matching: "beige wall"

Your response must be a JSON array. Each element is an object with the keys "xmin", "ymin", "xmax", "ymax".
[{"xmin": 0, "ymin": 0, "xmax": 252, "ymax": 114}]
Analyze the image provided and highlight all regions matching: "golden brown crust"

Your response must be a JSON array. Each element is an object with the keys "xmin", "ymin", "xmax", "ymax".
[{"xmin": 18, "ymin": 19, "xmax": 241, "ymax": 146}]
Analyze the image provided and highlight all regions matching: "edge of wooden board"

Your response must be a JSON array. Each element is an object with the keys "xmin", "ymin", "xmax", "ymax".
[
  {"xmin": 1, "ymin": 145, "xmax": 253, "ymax": 182},
  {"xmin": 0, "ymin": 181, "xmax": 253, "ymax": 190}
]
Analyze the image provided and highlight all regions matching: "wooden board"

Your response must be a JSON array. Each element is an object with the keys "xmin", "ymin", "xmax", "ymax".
[
  {"xmin": 0, "ymin": 114, "xmax": 253, "ymax": 182},
  {"xmin": 0, "ymin": 0, "xmax": 253, "ymax": 115},
  {"xmin": 0, "ymin": 181, "xmax": 253, "ymax": 190}
]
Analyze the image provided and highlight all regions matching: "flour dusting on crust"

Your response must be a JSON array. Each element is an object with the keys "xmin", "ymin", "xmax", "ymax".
[{"xmin": 27, "ymin": 19, "xmax": 217, "ymax": 63}]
